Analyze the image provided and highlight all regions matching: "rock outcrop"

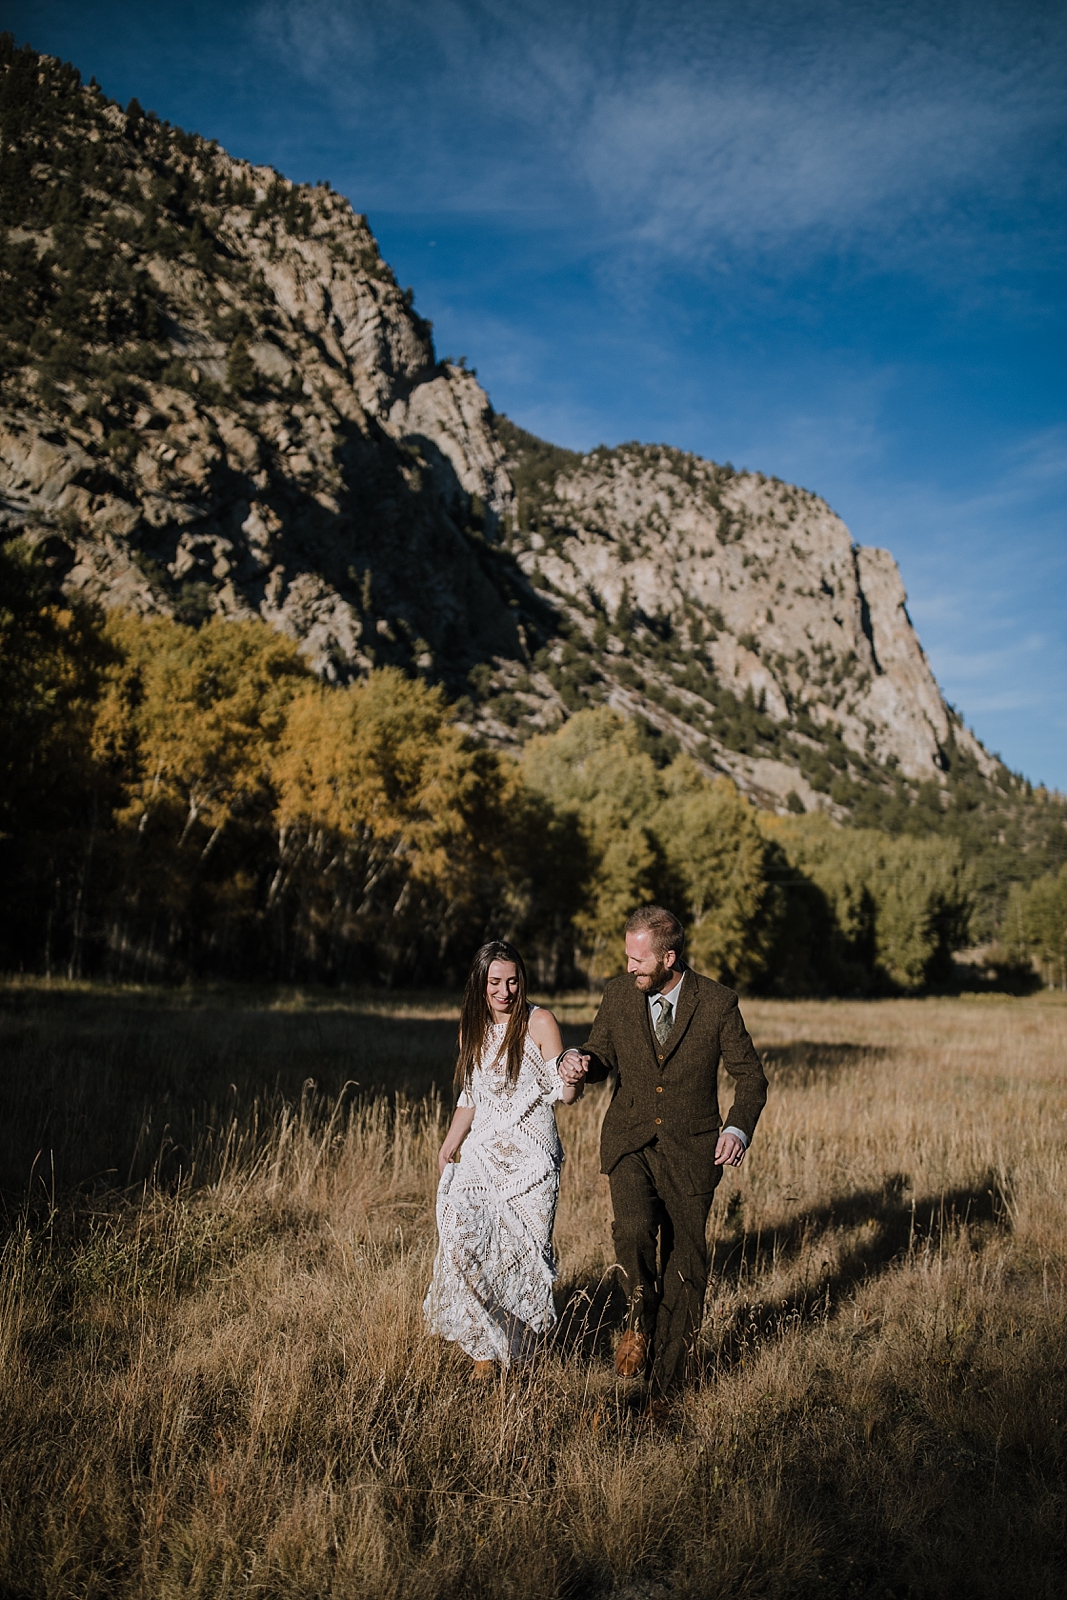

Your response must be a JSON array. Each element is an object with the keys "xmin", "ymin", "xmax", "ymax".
[
  {"xmin": 490, "ymin": 435, "xmax": 997, "ymax": 809},
  {"xmin": 0, "ymin": 46, "xmax": 533, "ymax": 688},
  {"xmin": 0, "ymin": 41, "xmax": 998, "ymax": 817}
]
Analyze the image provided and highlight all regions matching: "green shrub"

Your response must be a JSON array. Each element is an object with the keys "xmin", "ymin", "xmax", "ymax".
[
  {"xmin": 765, "ymin": 813, "xmax": 972, "ymax": 990},
  {"xmin": 1004, "ymin": 866, "xmax": 1067, "ymax": 988}
]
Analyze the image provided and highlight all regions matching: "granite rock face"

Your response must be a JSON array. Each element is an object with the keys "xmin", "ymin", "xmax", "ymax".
[
  {"xmin": 1, "ymin": 74, "xmax": 527, "ymax": 684},
  {"xmin": 1, "ymin": 56, "xmax": 994, "ymax": 813},
  {"xmin": 492, "ymin": 439, "xmax": 996, "ymax": 806}
]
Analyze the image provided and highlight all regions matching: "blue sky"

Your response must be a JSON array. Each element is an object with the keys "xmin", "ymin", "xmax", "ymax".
[{"xmin": 11, "ymin": 0, "xmax": 1067, "ymax": 788}]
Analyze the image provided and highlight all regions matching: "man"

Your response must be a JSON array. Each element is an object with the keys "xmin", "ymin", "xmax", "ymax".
[{"xmin": 559, "ymin": 905, "xmax": 767, "ymax": 1395}]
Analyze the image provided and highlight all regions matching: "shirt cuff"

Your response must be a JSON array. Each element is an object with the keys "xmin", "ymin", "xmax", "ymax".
[{"xmin": 723, "ymin": 1125, "xmax": 749, "ymax": 1148}]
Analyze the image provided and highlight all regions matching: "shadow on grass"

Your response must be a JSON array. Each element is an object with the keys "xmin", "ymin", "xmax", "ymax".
[
  {"xmin": 701, "ymin": 1170, "xmax": 1012, "ymax": 1375},
  {"xmin": 0, "ymin": 1000, "xmax": 452, "ymax": 1207},
  {"xmin": 760, "ymin": 1040, "xmax": 891, "ymax": 1086},
  {"xmin": 553, "ymin": 1271, "xmax": 629, "ymax": 1365},
  {"xmin": 0, "ymin": 987, "xmax": 593, "ymax": 1214},
  {"xmin": 551, "ymin": 1172, "xmax": 1011, "ymax": 1377}
]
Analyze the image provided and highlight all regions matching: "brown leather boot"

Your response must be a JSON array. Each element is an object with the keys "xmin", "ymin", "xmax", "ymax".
[{"xmin": 615, "ymin": 1330, "xmax": 648, "ymax": 1378}]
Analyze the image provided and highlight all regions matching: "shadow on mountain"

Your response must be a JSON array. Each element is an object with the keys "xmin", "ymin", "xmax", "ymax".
[{"xmin": 125, "ymin": 406, "xmax": 561, "ymax": 696}]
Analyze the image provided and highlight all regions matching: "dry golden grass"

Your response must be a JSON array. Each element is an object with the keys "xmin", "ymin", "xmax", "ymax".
[{"xmin": 1, "ymin": 984, "xmax": 1065, "ymax": 1598}]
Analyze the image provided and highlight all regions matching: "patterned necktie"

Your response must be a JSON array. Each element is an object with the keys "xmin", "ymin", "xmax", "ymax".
[{"xmin": 653, "ymin": 995, "xmax": 674, "ymax": 1046}]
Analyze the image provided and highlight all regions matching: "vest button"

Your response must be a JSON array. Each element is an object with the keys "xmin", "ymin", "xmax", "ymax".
[
  {"xmin": 657, "ymin": 1052, "xmax": 664, "ymax": 1060},
  {"xmin": 654, "ymin": 1117, "xmax": 662, "ymax": 1125},
  {"xmin": 656, "ymin": 1086, "xmax": 663, "ymax": 1093}
]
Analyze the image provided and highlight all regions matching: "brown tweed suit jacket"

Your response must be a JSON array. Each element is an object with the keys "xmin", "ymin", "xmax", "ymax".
[{"xmin": 582, "ymin": 968, "xmax": 768, "ymax": 1196}]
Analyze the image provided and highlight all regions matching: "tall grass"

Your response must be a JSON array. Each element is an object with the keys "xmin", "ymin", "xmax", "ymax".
[{"xmin": 1, "ymin": 984, "xmax": 1065, "ymax": 1597}]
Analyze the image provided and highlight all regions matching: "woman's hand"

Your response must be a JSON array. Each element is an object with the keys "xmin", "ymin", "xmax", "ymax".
[
  {"xmin": 557, "ymin": 1048, "xmax": 589, "ymax": 1086},
  {"xmin": 438, "ymin": 1139, "xmax": 459, "ymax": 1177},
  {"xmin": 555, "ymin": 1048, "xmax": 589, "ymax": 1104},
  {"xmin": 438, "ymin": 1106, "xmax": 475, "ymax": 1176}
]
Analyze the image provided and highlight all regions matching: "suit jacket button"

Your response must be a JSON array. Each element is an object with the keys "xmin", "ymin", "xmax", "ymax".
[
  {"xmin": 654, "ymin": 1117, "xmax": 662, "ymax": 1125},
  {"xmin": 657, "ymin": 1052, "xmax": 664, "ymax": 1060},
  {"xmin": 656, "ymin": 1086, "xmax": 663, "ymax": 1093}
]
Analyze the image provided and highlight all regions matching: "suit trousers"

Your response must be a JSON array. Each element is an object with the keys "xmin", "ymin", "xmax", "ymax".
[{"xmin": 609, "ymin": 1139, "xmax": 718, "ymax": 1393}]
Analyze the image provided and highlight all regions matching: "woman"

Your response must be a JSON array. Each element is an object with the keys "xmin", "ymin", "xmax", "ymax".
[{"xmin": 423, "ymin": 940, "xmax": 583, "ymax": 1376}]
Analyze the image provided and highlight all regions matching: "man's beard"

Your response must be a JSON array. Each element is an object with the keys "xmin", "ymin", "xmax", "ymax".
[{"xmin": 633, "ymin": 957, "xmax": 671, "ymax": 993}]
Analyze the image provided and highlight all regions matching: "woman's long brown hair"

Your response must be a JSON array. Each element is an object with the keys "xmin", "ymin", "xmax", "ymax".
[{"xmin": 454, "ymin": 941, "xmax": 530, "ymax": 1096}]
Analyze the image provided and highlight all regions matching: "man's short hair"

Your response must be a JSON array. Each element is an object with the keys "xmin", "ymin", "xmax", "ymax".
[{"xmin": 625, "ymin": 905, "xmax": 685, "ymax": 960}]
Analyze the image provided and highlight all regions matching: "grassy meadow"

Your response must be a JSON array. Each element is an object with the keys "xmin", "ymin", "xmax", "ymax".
[{"xmin": 1, "ymin": 980, "xmax": 1065, "ymax": 1598}]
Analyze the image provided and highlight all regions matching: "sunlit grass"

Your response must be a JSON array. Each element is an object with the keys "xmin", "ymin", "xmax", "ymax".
[{"xmin": 1, "ymin": 988, "xmax": 1064, "ymax": 1597}]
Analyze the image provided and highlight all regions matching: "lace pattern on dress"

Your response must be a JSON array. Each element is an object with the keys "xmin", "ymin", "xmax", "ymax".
[{"xmin": 423, "ymin": 1009, "xmax": 564, "ymax": 1365}]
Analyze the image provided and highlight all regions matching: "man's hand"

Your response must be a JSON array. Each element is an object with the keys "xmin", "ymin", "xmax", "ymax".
[
  {"xmin": 557, "ymin": 1048, "xmax": 590, "ymax": 1086},
  {"xmin": 714, "ymin": 1130, "xmax": 746, "ymax": 1167}
]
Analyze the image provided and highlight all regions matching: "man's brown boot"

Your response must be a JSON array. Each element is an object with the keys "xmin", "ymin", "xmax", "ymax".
[{"xmin": 615, "ymin": 1330, "xmax": 648, "ymax": 1378}]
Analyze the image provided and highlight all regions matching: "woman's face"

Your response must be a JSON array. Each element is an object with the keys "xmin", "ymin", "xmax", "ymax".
[{"xmin": 486, "ymin": 959, "xmax": 520, "ymax": 1017}]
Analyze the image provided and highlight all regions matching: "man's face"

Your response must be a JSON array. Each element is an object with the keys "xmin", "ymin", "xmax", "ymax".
[{"xmin": 625, "ymin": 929, "xmax": 677, "ymax": 994}]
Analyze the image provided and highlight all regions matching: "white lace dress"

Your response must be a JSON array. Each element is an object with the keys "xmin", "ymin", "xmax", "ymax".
[{"xmin": 423, "ymin": 1011, "xmax": 565, "ymax": 1365}]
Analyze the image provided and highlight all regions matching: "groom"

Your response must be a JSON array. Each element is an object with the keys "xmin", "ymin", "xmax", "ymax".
[{"xmin": 559, "ymin": 905, "xmax": 768, "ymax": 1394}]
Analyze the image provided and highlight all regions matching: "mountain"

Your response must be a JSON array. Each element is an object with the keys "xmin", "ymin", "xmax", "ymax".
[
  {"xmin": 490, "ymin": 420, "xmax": 1001, "ymax": 809},
  {"xmin": 2, "ymin": 37, "xmax": 1064, "ymax": 937},
  {"xmin": 0, "ymin": 40, "xmax": 535, "ymax": 690}
]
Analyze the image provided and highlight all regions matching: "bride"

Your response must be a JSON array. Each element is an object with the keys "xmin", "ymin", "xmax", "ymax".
[{"xmin": 423, "ymin": 940, "xmax": 585, "ymax": 1375}]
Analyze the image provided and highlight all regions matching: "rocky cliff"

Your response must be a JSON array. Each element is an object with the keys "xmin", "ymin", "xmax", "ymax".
[
  {"xmin": 487, "ymin": 425, "xmax": 998, "ymax": 813},
  {"xmin": 0, "ymin": 40, "xmax": 1002, "ymax": 821}
]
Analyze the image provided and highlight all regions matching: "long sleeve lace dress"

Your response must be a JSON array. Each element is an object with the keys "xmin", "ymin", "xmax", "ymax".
[{"xmin": 423, "ymin": 1009, "xmax": 565, "ymax": 1366}]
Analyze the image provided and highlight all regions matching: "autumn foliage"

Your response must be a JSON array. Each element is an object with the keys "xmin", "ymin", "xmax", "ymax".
[
  {"xmin": 1, "ymin": 543, "xmax": 578, "ymax": 983},
  {"xmin": 1, "ymin": 542, "xmax": 976, "ymax": 990}
]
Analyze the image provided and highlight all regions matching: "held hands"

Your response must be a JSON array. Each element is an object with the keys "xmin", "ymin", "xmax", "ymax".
[
  {"xmin": 714, "ymin": 1130, "xmax": 746, "ymax": 1168},
  {"xmin": 557, "ymin": 1048, "xmax": 590, "ymax": 1086}
]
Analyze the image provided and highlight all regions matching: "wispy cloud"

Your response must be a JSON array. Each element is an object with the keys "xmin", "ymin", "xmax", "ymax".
[
  {"xmin": 1005, "ymin": 426, "xmax": 1067, "ymax": 488},
  {"xmin": 256, "ymin": 0, "xmax": 1067, "ymax": 271},
  {"xmin": 580, "ymin": 68, "xmax": 1059, "ymax": 259},
  {"xmin": 929, "ymin": 632, "xmax": 1049, "ymax": 678}
]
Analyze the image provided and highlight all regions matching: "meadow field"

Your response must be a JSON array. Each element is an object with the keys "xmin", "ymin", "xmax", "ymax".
[{"xmin": 0, "ymin": 980, "xmax": 1064, "ymax": 1599}]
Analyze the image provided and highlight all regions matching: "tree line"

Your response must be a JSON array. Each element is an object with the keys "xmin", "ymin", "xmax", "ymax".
[
  {"xmin": 2, "ymin": 540, "xmax": 980, "ymax": 992},
  {"xmin": 1004, "ymin": 868, "xmax": 1067, "ymax": 989}
]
